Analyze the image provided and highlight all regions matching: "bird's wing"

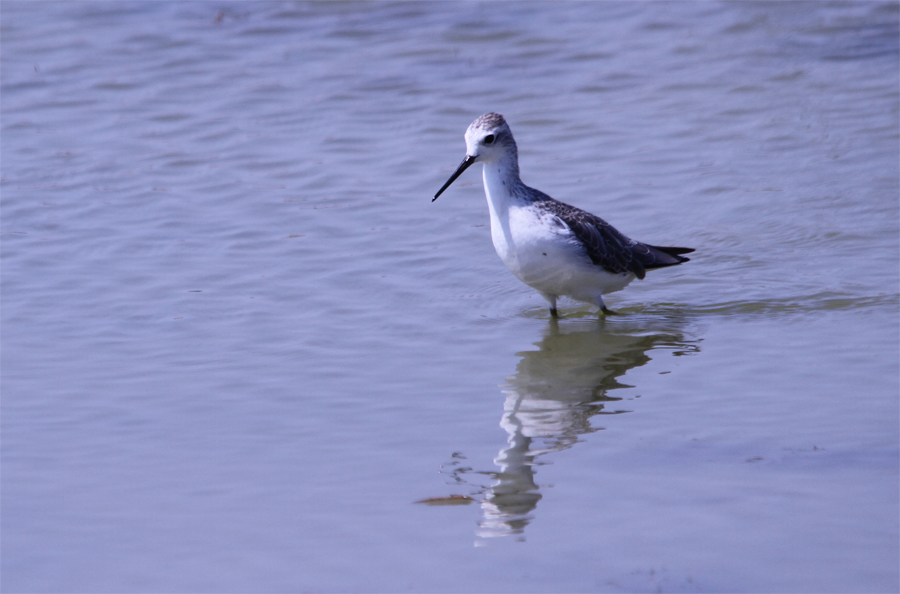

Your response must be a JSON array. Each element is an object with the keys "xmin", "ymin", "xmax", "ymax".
[
  {"xmin": 538, "ymin": 197, "xmax": 646, "ymax": 278},
  {"xmin": 540, "ymin": 197, "xmax": 692, "ymax": 279}
]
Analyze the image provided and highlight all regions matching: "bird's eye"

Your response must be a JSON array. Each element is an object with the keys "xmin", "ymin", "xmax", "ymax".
[{"xmin": 484, "ymin": 134, "xmax": 495, "ymax": 145}]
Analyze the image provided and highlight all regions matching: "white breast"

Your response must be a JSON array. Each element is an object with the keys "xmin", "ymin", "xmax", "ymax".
[
  {"xmin": 500, "ymin": 206, "xmax": 588, "ymax": 287},
  {"xmin": 481, "ymin": 161, "xmax": 635, "ymax": 305}
]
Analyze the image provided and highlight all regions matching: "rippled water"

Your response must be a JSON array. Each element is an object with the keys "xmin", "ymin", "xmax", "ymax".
[{"xmin": 2, "ymin": 2, "xmax": 898, "ymax": 592}]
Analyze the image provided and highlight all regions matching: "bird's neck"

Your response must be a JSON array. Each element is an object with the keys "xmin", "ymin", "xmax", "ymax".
[{"xmin": 482, "ymin": 154, "xmax": 528, "ymax": 217}]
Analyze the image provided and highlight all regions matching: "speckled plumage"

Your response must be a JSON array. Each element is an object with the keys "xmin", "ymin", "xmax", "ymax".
[
  {"xmin": 526, "ymin": 191, "xmax": 692, "ymax": 280},
  {"xmin": 472, "ymin": 112, "xmax": 507, "ymax": 130}
]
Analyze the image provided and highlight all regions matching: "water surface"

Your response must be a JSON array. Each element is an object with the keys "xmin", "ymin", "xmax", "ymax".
[{"xmin": 2, "ymin": 2, "xmax": 898, "ymax": 592}]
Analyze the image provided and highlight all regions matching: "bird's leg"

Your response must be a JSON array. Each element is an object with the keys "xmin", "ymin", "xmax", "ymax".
[
  {"xmin": 595, "ymin": 294, "xmax": 617, "ymax": 316},
  {"xmin": 541, "ymin": 292, "xmax": 558, "ymax": 317}
]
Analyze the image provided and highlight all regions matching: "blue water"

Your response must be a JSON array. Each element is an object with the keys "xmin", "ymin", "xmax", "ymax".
[{"xmin": 2, "ymin": 2, "xmax": 898, "ymax": 592}]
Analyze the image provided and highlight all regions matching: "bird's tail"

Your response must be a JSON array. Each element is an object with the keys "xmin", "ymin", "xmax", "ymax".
[
  {"xmin": 652, "ymin": 246, "xmax": 694, "ymax": 258},
  {"xmin": 640, "ymin": 245, "xmax": 694, "ymax": 272}
]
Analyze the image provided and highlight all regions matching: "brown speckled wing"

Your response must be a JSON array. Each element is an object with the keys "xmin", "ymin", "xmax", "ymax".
[
  {"xmin": 534, "ymin": 196, "xmax": 643, "ymax": 278},
  {"xmin": 534, "ymin": 195, "xmax": 692, "ymax": 280}
]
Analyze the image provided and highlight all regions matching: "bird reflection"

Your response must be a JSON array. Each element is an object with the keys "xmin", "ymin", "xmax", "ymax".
[{"xmin": 464, "ymin": 316, "xmax": 697, "ymax": 539}]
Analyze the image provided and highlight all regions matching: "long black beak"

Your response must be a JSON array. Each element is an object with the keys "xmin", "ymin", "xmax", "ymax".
[{"xmin": 432, "ymin": 155, "xmax": 477, "ymax": 202}]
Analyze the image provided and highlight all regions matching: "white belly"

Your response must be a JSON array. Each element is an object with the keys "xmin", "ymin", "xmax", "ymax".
[{"xmin": 489, "ymin": 204, "xmax": 634, "ymax": 304}]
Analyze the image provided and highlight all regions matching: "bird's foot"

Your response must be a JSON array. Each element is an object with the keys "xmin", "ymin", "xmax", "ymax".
[
  {"xmin": 600, "ymin": 306, "xmax": 618, "ymax": 316},
  {"xmin": 549, "ymin": 307, "xmax": 559, "ymax": 317}
]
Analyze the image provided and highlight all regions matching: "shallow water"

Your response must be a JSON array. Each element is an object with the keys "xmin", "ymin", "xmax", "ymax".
[{"xmin": 2, "ymin": 2, "xmax": 898, "ymax": 592}]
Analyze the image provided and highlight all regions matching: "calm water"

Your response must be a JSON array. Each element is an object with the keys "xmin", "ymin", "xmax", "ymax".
[{"xmin": 2, "ymin": 2, "xmax": 898, "ymax": 592}]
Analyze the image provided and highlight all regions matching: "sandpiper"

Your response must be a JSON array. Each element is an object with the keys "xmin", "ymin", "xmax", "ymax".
[{"xmin": 433, "ymin": 113, "xmax": 693, "ymax": 316}]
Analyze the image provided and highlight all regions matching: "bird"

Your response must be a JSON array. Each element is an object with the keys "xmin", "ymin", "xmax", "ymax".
[{"xmin": 433, "ymin": 112, "xmax": 693, "ymax": 316}]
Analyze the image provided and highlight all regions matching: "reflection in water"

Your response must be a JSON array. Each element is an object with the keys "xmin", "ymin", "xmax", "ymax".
[{"xmin": 462, "ymin": 317, "xmax": 698, "ymax": 539}]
